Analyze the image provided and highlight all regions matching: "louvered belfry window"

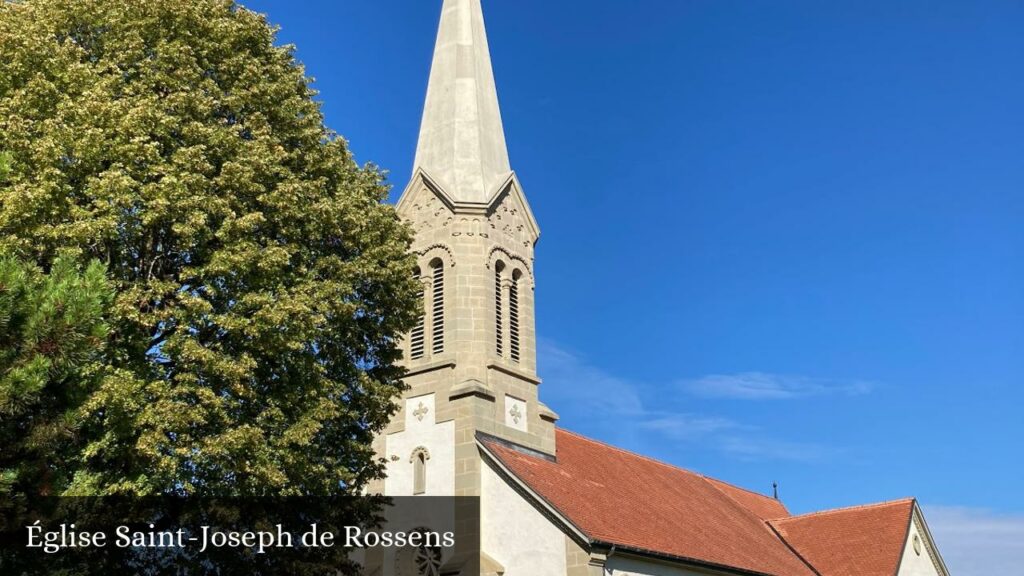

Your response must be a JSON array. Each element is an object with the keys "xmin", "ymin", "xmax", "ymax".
[
  {"xmin": 431, "ymin": 260, "xmax": 445, "ymax": 355},
  {"xmin": 410, "ymin": 267, "xmax": 425, "ymax": 360},
  {"xmin": 495, "ymin": 264, "xmax": 504, "ymax": 357},
  {"xmin": 509, "ymin": 271, "xmax": 521, "ymax": 363}
]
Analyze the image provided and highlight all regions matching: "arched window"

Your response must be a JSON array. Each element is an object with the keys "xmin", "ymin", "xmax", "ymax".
[
  {"xmin": 495, "ymin": 262, "xmax": 505, "ymax": 357},
  {"xmin": 411, "ymin": 447, "xmax": 430, "ymax": 495},
  {"xmin": 410, "ymin": 267, "xmax": 425, "ymax": 360},
  {"xmin": 430, "ymin": 259, "xmax": 445, "ymax": 355},
  {"xmin": 509, "ymin": 270, "xmax": 521, "ymax": 363},
  {"xmin": 413, "ymin": 452, "xmax": 426, "ymax": 495}
]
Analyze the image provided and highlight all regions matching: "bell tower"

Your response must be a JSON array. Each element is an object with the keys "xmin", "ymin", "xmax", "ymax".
[{"xmin": 374, "ymin": 0, "xmax": 557, "ymax": 499}]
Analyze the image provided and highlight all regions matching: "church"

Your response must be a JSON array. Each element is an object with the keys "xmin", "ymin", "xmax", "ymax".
[{"xmin": 370, "ymin": 1, "xmax": 952, "ymax": 575}]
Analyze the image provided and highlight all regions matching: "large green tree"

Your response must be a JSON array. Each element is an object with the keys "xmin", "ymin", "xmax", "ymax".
[{"xmin": 0, "ymin": 0, "xmax": 420, "ymax": 497}]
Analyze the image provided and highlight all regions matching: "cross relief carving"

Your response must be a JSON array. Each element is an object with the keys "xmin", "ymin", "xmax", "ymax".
[
  {"xmin": 413, "ymin": 402, "xmax": 429, "ymax": 422},
  {"xmin": 509, "ymin": 404, "xmax": 523, "ymax": 425}
]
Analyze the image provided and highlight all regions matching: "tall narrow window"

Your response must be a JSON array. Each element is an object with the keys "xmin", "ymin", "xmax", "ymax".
[
  {"xmin": 412, "ymin": 449, "xmax": 428, "ymax": 495},
  {"xmin": 495, "ymin": 263, "xmax": 504, "ymax": 357},
  {"xmin": 410, "ymin": 267, "xmax": 425, "ymax": 360},
  {"xmin": 509, "ymin": 270, "xmax": 521, "ymax": 363},
  {"xmin": 430, "ymin": 260, "xmax": 444, "ymax": 355}
]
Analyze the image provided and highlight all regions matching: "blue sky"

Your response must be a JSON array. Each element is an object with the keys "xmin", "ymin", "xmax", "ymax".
[{"xmin": 240, "ymin": 0, "xmax": 1022, "ymax": 570}]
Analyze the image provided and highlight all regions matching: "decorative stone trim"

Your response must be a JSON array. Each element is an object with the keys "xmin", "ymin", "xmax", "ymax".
[
  {"xmin": 403, "ymin": 359, "xmax": 456, "ymax": 378},
  {"xmin": 487, "ymin": 362, "xmax": 541, "ymax": 385},
  {"xmin": 413, "ymin": 402, "xmax": 430, "ymax": 422},
  {"xmin": 448, "ymin": 379, "xmax": 496, "ymax": 402},
  {"xmin": 508, "ymin": 404, "xmax": 524, "ymax": 425},
  {"xmin": 913, "ymin": 509, "xmax": 950, "ymax": 576},
  {"xmin": 415, "ymin": 244, "xmax": 456, "ymax": 267},
  {"xmin": 538, "ymin": 402, "xmax": 560, "ymax": 423},
  {"xmin": 486, "ymin": 246, "xmax": 535, "ymax": 287},
  {"xmin": 409, "ymin": 446, "xmax": 431, "ymax": 463}
]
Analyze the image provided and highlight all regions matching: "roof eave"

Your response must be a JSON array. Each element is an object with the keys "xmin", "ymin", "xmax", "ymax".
[
  {"xmin": 478, "ymin": 435, "xmax": 807, "ymax": 576},
  {"xmin": 476, "ymin": 436, "xmax": 589, "ymax": 547},
  {"xmin": 590, "ymin": 541, "xmax": 795, "ymax": 576},
  {"xmin": 910, "ymin": 501, "xmax": 953, "ymax": 576}
]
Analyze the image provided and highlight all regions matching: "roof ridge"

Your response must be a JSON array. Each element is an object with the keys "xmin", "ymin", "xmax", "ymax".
[
  {"xmin": 558, "ymin": 428, "xmax": 706, "ymax": 479},
  {"xmin": 771, "ymin": 498, "xmax": 916, "ymax": 523},
  {"xmin": 559, "ymin": 429, "xmax": 778, "ymax": 506},
  {"xmin": 559, "ymin": 429, "xmax": 780, "ymax": 510},
  {"xmin": 701, "ymin": 475, "xmax": 796, "ymax": 546},
  {"xmin": 704, "ymin": 476, "xmax": 780, "ymax": 503}
]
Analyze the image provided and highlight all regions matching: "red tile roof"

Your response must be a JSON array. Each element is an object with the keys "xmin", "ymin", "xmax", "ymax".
[
  {"xmin": 705, "ymin": 477, "xmax": 791, "ymax": 521},
  {"xmin": 769, "ymin": 499, "xmax": 915, "ymax": 576},
  {"xmin": 482, "ymin": 429, "xmax": 817, "ymax": 576}
]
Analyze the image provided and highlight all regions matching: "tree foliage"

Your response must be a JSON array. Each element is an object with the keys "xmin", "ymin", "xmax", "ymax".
[
  {"xmin": 0, "ymin": 151, "xmax": 11, "ymax": 182},
  {"xmin": 0, "ymin": 0, "xmax": 420, "ymax": 497},
  {"xmin": 0, "ymin": 256, "xmax": 112, "ymax": 497}
]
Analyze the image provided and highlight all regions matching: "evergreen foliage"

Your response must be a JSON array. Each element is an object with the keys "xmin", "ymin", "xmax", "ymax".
[{"xmin": 0, "ymin": 256, "xmax": 112, "ymax": 497}]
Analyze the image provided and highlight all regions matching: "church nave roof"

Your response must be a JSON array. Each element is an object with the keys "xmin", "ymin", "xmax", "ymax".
[{"xmin": 481, "ymin": 428, "xmax": 936, "ymax": 576}]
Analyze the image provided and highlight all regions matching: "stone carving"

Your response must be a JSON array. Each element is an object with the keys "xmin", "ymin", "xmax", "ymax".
[
  {"xmin": 415, "ymin": 544, "xmax": 442, "ymax": 576},
  {"xmin": 409, "ymin": 446, "xmax": 431, "ymax": 463},
  {"xmin": 393, "ymin": 535, "xmax": 442, "ymax": 576},
  {"xmin": 415, "ymin": 243, "xmax": 455, "ymax": 266},
  {"xmin": 486, "ymin": 246, "xmax": 535, "ymax": 288},
  {"xmin": 487, "ymin": 188, "xmax": 533, "ymax": 250},
  {"xmin": 509, "ymin": 404, "xmax": 523, "ymax": 425},
  {"xmin": 407, "ymin": 185, "xmax": 453, "ymax": 234},
  {"xmin": 413, "ymin": 402, "xmax": 429, "ymax": 422},
  {"xmin": 452, "ymin": 216, "xmax": 488, "ymax": 238}
]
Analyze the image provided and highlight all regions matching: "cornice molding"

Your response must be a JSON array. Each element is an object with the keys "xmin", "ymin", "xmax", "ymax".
[
  {"xmin": 487, "ymin": 362, "xmax": 541, "ymax": 385},
  {"xmin": 402, "ymin": 359, "xmax": 456, "ymax": 379}
]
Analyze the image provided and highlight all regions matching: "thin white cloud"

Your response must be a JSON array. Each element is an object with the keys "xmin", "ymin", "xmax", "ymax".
[
  {"xmin": 639, "ymin": 415, "xmax": 743, "ymax": 441},
  {"xmin": 924, "ymin": 505, "xmax": 1024, "ymax": 576},
  {"xmin": 682, "ymin": 371, "xmax": 873, "ymax": 400},
  {"xmin": 718, "ymin": 436, "xmax": 830, "ymax": 462},
  {"xmin": 538, "ymin": 338, "xmax": 646, "ymax": 416},
  {"xmin": 538, "ymin": 339, "xmax": 834, "ymax": 462}
]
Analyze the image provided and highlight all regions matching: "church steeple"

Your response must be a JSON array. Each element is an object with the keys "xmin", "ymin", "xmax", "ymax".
[
  {"xmin": 376, "ymin": 0, "xmax": 555, "ymax": 502},
  {"xmin": 413, "ymin": 0, "xmax": 512, "ymax": 203}
]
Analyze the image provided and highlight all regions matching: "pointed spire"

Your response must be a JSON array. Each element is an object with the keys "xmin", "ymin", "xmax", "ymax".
[{"xmin": 414, "ymin": 0, "xmax": 511, "ymax": 203}]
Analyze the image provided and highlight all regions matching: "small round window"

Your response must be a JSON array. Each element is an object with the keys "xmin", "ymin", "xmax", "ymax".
[{"xmin": 913, "ymin": 534, "xmax": 922, "ymax": 556}]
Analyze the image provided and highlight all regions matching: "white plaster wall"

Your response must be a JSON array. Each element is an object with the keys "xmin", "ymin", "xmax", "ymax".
[
  {"xmin": 481, "ymin": 462, "xmax": 566, "ymax": 576},
  {"xmin": 605, "ymin": 555, "xmax": 710, "ymax": 576},
  {"xmin": 384, "ymin": 393, "xmax": 455, "ymax": 496},
  {"xmin": 898, "ymin": 521, "xmax": 943, "ymax": 576}
]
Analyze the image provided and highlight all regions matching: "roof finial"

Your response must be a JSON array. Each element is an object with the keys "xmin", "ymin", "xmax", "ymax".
[
  {"xmin": 414, "ymin": 0, "xmax": 512, "ymax": 203},
  {"xmin": 773, "ymin": 481, "xmax": 780, "ymax": 501}
]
